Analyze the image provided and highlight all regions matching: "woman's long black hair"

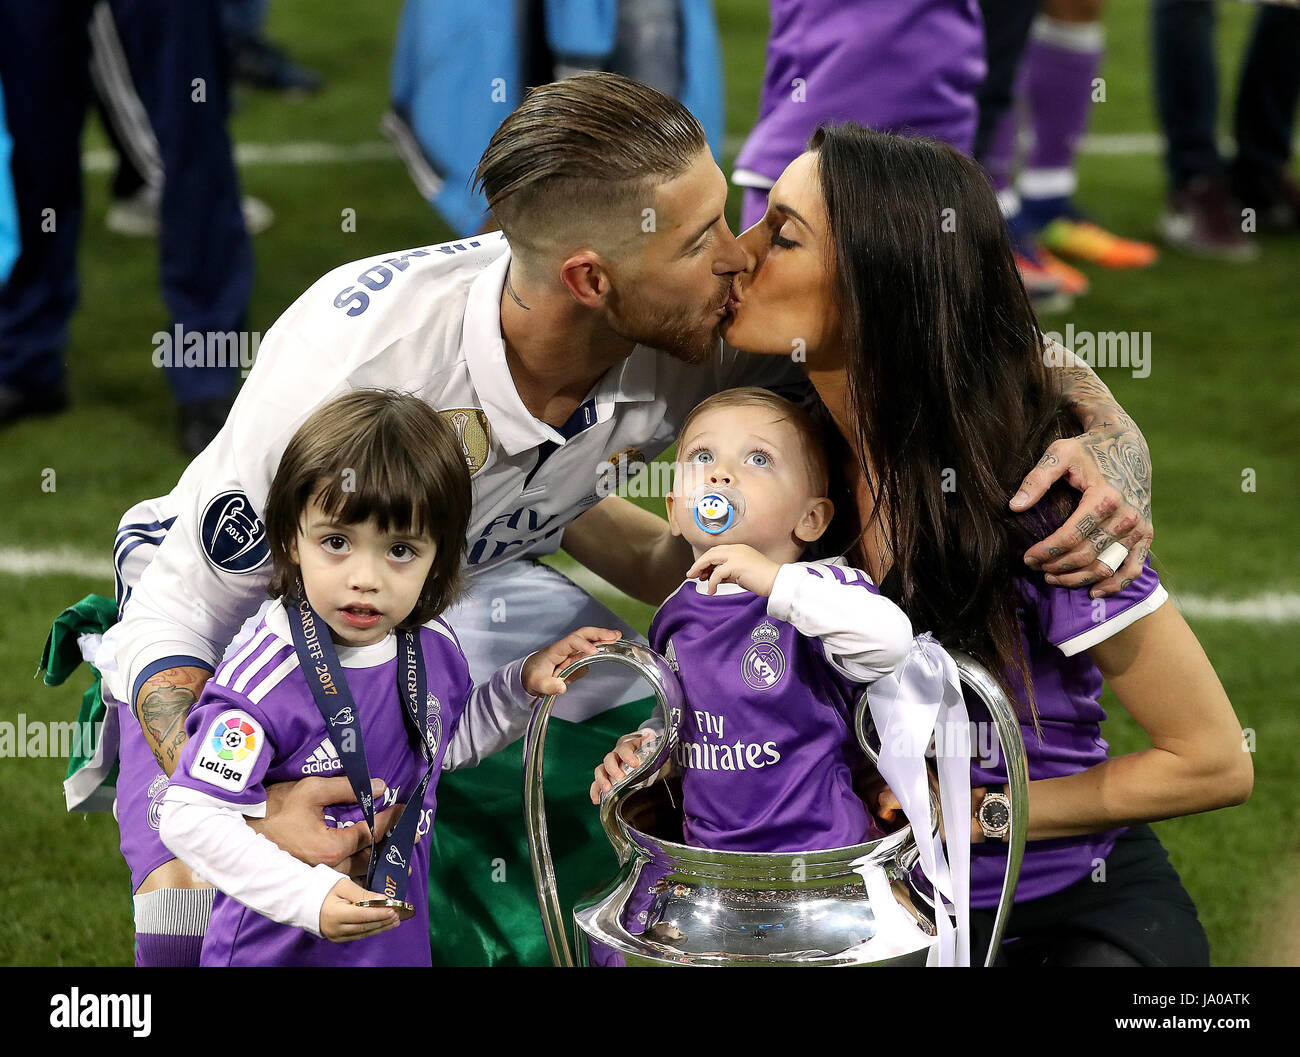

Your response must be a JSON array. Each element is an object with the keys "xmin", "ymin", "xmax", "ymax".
[{"xmin": 812, "ymin": 123, "xmax": 1077, "ymax": 711}]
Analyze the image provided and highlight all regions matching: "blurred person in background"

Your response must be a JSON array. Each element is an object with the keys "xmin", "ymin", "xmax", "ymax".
[
  {"xmin": 88, "ymin": 2, "xmax": 274, "ymax": 239},
  {"xmin": 385, "ymin": 0, "xmax": 724, "ymax": 236},
  {"xmin": 1153, "ymin": 0, "xmax": 1300, "ymax": 260},
  {"xmin": 0, "ymin": 77, "xmax": 16, "ymax": 288},
  {"xmin": 732, "ymin": 0, "xmax": 985, "ymax": 230},
  {"xmin": 222, "ymin": 0, "xmax": 323, "ymax": 96},
  {"xmin": 980, "ymin": 0, "xmax": 1158, "ymax": 315},
  {"xmin": 0, "ymin": 0, "xmax": 254, "ymax": 455}
]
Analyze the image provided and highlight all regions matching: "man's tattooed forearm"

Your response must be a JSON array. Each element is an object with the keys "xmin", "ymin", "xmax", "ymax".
[
  {"xmin": 138, "ymin": 676, "xmax": 202, "ymax": 771},
  {"xmin": 1061, "ymin": 364, "xmax": 1137, "ymax": 433},
  {"xmin": 1057, "ymin": 360, "xmax": 1153, "ymax": 528}
]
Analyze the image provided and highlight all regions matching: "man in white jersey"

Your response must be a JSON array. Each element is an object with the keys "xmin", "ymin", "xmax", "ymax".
[{"xmin": 95, "ymin": 73, "xmax": 1155, "ymax": 964}]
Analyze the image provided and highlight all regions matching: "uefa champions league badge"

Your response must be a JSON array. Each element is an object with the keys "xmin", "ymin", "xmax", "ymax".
[
  {"xmin": 741, "ymin": 621, "xmax": 786, "ymax": 692},
  {"xmin": 693, "ymin": 487, "xmax": 744, "ymax": 535},
  {"xmin": 200, "ymin": 491, "xmax": 270, "ymax": 574}
]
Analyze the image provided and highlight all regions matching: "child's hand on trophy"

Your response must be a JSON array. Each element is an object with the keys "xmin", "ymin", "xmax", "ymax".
[
  {"xmin": 522, "ymin": 627, "xmax": 623, "ymax": 697},
  {"xmin": 590, "ymin": 730, "xmax": 658, "ymax": 804}
]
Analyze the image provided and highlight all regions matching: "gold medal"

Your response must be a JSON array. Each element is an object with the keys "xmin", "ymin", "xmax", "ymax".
[{"xmin": 354, "ymin": 897, "xmax": 416, "ymax": 921}]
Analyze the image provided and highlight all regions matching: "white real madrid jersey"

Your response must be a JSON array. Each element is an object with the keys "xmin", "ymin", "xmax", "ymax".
[{"xmin": 108, "ymin": 233, "xmax": 806, "ymax": 710}]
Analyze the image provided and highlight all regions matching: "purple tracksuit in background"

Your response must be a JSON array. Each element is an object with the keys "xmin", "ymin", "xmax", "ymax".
[{"xmin": 734, "ymin": 0, "xmax": 986, "ymax": 228}]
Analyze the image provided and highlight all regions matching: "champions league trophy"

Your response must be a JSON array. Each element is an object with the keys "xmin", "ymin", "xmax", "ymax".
[{"xmin": 523, "ymin": 640, "xmax": 1029, "ymax": 967}]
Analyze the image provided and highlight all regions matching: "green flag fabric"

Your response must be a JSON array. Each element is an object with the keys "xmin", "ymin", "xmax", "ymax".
[
  {"xmin": 426, "ymin": 697, "xmax": 653, "ymax": 966},
  {"xmin": 39, "ymin": 594, "xmax": 120, "ymax": 810}
]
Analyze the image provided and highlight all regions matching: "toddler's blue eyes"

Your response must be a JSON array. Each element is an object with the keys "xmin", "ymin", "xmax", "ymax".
[
  {"xmin": 688, "ymin": 450, "xmax": 714, "ymax": 464},
  {"xmin": 747, "ymin": 452, "xmax": 771, "ymax": 468}
]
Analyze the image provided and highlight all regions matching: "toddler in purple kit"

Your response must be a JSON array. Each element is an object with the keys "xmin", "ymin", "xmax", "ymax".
[
  {"xmin": 591, "ymin": 387, "xmax": 914, "ymax": 853},
  {"xmin": 159, "ymin": 389, "xmax": 619, "ymax": 965}
]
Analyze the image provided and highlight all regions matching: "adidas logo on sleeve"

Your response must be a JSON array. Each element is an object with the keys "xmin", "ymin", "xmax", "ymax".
[{"xmin": 300, "ymin": 738, "xmax": 342, "ymax": 775}]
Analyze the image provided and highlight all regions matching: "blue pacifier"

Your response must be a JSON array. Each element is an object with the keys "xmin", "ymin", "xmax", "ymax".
[{"xmin": 693, "ymin": 489, "xmax": 743, "ymax": 535}]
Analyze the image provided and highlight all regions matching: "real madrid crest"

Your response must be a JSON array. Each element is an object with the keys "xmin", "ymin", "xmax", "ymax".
[
  {"xmin": 424, "ymin": 691, "xmax": 442, "ymax": 756},
  {"xmin": 741, "ymin": 620, "xmax": 786, "ymax": 692},
  {"xmin": 595, "ymin": 446, "xmax": 648, "ymax": 496},
  {"xmin": 147, "ymin": 774, "xmax": 169, "ymax": 831},
  {"xmin": 438, "ymin": 408, "xmax": 491, "ymax": 477}
]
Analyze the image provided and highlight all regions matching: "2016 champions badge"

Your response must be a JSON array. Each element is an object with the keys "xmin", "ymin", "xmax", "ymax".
[
  {"xmin": 741, "ymin": 621, "xmax": 786, "ymax": 691},
  {"xmin": 200, "ymin": 491, "xmax": 270, "ymax": 574}
]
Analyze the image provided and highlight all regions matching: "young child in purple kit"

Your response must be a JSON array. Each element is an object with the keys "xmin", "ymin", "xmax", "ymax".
[
  {"xmin": 159, "ymin": 390, "xmax": 619, "ymax": 965},
  {"xmin": 591, "ymin": 387, "xmax": 914, "ymax": 854}
]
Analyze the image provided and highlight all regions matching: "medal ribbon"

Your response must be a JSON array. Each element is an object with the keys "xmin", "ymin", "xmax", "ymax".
[{"xmin": 288, "ymin": 596, "xmax": 438, "ymax": 901}]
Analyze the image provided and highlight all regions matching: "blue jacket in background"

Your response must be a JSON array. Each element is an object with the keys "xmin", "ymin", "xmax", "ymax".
[
  {"xmin": 0, "ymin": 78, "xmax": 19, "ymax": 284},
  {"xmin": 387, "ymin": 0, "xmax": 724, "ymax": 236}
]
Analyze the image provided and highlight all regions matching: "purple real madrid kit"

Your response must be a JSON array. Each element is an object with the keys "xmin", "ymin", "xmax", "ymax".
[
  {"xmin": 967, "ymin": 559, "xmax": 1169, "ymax": 908},
  {"xmin": 648, "ymin": 559, "xmax": 912, "ymax": 853},
  {"xmin": 162, "ymin": 598, "xmax": 531, "ymax": 966}
]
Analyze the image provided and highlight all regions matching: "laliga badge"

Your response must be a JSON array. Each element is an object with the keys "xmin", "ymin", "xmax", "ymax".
[
  {"xmin": 355, "ymin": 897, "xmax": 416, "ymax": 921},
  {"xmin": 694, "ymin": 491, "xmax": 741, "ymax": 535}
]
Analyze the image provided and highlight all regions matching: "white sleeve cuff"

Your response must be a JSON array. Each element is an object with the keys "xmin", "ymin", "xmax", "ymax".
[
  {"xmin": 765, "ymin": 562, "xmax": 804, "ymax": 623},
  {"xmin": 1057, "ymin": 585, "xmax": 1169, "ymax": 657},
  {"xmin": 159, "ymin": 785, "xmax": 343, "ymax": 937}
]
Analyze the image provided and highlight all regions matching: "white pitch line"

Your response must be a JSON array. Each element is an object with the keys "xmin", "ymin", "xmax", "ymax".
[
  {"xmin": 79, "ymin": 132, "xmax": 1275, "ymax": 175},
  {"xmin": 4, "ymin": 546, "xmax": 1297, "ymax": 623},
  {"xmin": 0, "ymin": 548, "xmax": 115, "ymax": 581},
  {"xmin": 81, "ymin": 140, "xmax": 401, "ymax": 173},
  {"xmin": 1168, "ymin": 590, "xmax": 1300, "ymax": 623},
  {"xmin": 546, "ymin": 554, "xmax": 1300, "ymax": 625}
]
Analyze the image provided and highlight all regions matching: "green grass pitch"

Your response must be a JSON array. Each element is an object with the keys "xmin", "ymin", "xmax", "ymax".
[{"xmin": 1, "ymin": 0, "xmax": 1296, "ymax": 965}]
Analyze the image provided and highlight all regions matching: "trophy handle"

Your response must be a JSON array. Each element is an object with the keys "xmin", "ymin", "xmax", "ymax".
[
  {"xmin": 853, "ymin": 648, "xmax": 1029, "ymax": 967},
  {"xmin": 951, "ymin": 652, "xmax": 1028, "ymax": 967},
  {"xmin": 523, "ymin": 640, "xmax": 683, "ymax": 967}
]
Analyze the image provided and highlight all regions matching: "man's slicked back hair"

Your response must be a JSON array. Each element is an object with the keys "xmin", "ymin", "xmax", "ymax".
[{"xmin": 474, "ymin": 73, "xmax": 709, "ymax": 256}]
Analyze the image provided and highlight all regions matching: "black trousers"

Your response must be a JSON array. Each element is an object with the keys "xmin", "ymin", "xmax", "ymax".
[
  {"xmin": 969, "ymin": 824, "xmax": 1211, "ymax": 967},
  {"xmin": 0, "ymin": 0, "xmax": 253, "ymax": 401},
  {"xmin": 974, "ymin": 0, "xmax": 1042, "ymax": 164},
  {"xmin": 1153, "ymin": 0, "xmax": 1300, "ymax": 190}
]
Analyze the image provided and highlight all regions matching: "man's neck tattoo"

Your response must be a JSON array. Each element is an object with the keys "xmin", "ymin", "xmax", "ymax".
[{"xmin": 505, "ymin": 266, "xmax": 531, "ymax": 311}]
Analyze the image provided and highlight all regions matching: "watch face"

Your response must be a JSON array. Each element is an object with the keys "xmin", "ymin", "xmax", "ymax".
[{"xmin": 982, "ymin": 798, "xmax": 1010, "ymax": 832}]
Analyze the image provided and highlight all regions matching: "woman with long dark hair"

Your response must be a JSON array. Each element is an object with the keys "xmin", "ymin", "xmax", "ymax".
[{"xmin": 717, "ymin": 123, "xmax": 1251, "ymax": 966}]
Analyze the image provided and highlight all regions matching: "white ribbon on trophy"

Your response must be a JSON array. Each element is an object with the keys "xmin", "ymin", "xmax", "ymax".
[{"xmin": 862, "ymin": 632, "xmax": 972, "ymax": 966}]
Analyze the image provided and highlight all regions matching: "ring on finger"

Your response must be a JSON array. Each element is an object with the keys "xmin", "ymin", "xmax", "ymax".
[{"xmin": 1096, "ymin": 541, "xmax": 1129, "ymax": 574}]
